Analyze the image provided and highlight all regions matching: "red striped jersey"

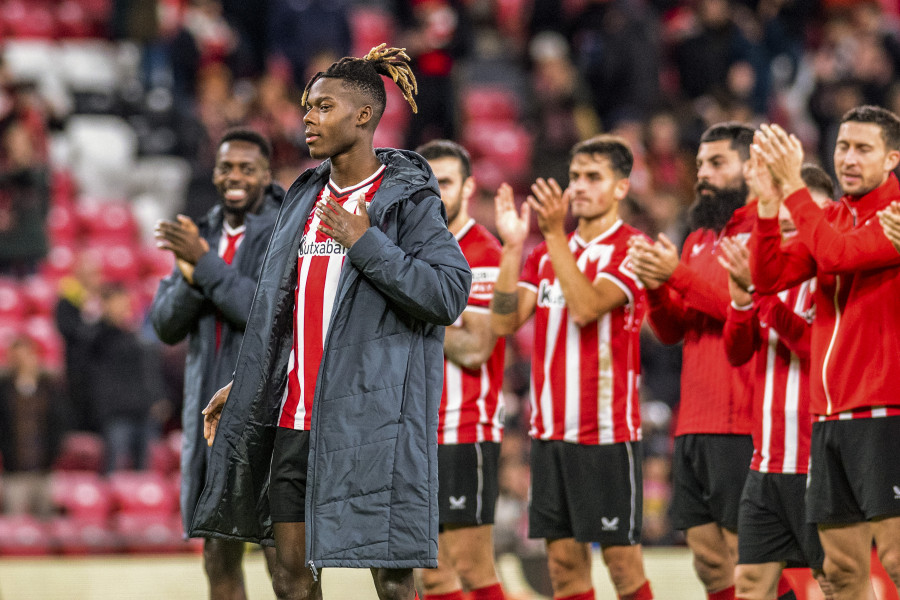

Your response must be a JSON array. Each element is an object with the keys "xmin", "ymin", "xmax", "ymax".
[
  {"xmin": 439, "ymin": 219, "xmax": 505, "ymax": 444},
  {"xmin": 278, "ymin": 166, "xmax": 385, "ymax": 430},
  {"xmin": 518, "ymin": 221, "xmax": 646, "ymax": 445},
  {"xmin": 725, "ymin": 280, "xmax": 815, "ymax": 474},
  {"xmin": 816, "ymin": 407, "xmax": 900, "ymax": 422}
]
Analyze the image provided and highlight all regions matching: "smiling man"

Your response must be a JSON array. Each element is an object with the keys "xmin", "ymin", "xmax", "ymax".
[
  {"xmin": 490, "ymin": 135, "xmax": 653, "ymax": 600},
  {"xmin": 190, "ymin": 46, "xmax": 471, "ymax": 600},
  {"xmin": 750, "ymin": 108, "xmax": 900, "ymax": 600},
  {"xmin": 150, "ymin": 128, "xmax": 282, "ymax": 599}
]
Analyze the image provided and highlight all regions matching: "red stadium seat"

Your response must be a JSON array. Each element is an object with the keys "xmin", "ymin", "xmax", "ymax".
[
  {"xmin": 50, "ymin": 470, "xmax": 113, "ymax": 519},
  {"xmin": 0, "ymin": 320, "xmax": 23, "ymax": 367},
  {"xmin": 462, "ymin": 86, "xmax": 520, "ymax": 124},
  {"xmin": 56, "ymin": 0, "xmax": 101, "ymax": 39},
  {"xmin": 21, "ymin": 275, "xmax": 58, "ymax": 317},
  {"xmin": 0, "ymin": 279, "xmax": 26, "ymax": 321},
  {"xmin": 46, "ymin": 204, "xmax": 80, "ymax": 245},
  {"xmin": 147, "ymin": 438, "xmax": 179, "ymax": 476},
  {"xmin": 23, "ymin": 315, "xmax": 63, "ymax": 370},
  {"xmin": 48, "ymin": 516, "xmax": 118, "ymax": 555},
  {"xmin": 54, "ymin": 432, "xmax": 105, "ymax": 472},
  {"xmin": 113, "ymin": 513, "xmax": 188, "ymax": 553},
  {"xmin": 349, "ymin": 7, "xmax": 396, "ymax": 59},
  {"xmin": 79, "ymin": 201, "xmax": 139, "ymax": 244},
  {"xmin": 82, "ymin": 243, "xmax": 141, "ymax": 284},
  {"xmin": 140, "ymin": 245, "xmax": 175, "ymax": 280},
  {"xmin": 0, "ymin": 515, "xmax": 53, "ymax": 556},
  {"xmin": 2, "ymin": 0, "xmax": 57, "ymax": 39},
  {"xmin": 108, "ymin": 470, "xmax": 178, "ymax": 516},
  {"xmin": 40, "ymin": 244, "xmax": 78, "ymax": 281}
]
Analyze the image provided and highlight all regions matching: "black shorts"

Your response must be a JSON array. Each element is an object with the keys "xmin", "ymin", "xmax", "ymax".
[
  {"xmin": 438, "ymin": 442, "xmax": 500, "ymax": 527},
  {"xmin": 670, "ymin": 434, "xmax": 753, "ymax": 532},
  {"xmin": 269, "ymin": 427, "xmax": 310, "ymax": 523},
  {"xmin": 528, "ymin": 439, "xmax": 642, "ymax": 546},
  {"xmin": 738, "ymin": 470, "xmax": 824, "ymax": 569},
  {"xmin": 807, "ymin": 417, "xmax": 900, "ymax": 525}
]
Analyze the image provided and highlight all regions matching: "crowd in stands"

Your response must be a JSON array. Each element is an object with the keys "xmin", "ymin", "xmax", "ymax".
[{"xmin": 0, "ymin": 0, "xmax": 898, "ymax": 567}]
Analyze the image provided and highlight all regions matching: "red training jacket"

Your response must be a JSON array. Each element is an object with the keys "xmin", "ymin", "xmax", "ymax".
[
  {"xmin": 750, "ymin": 174, "xmax": 900, "ymax": 417},
  {"xmin": 646, "ymin": 202, "xmax": 756, "ymax": 436}
]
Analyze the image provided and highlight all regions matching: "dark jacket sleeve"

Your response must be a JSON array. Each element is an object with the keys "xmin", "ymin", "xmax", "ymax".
[
  {"xmin": 149, "ymin": 270, "xmax": 207, "ymax": 345},
  {"xmin": 347, "ymin": 194, "xmax": 471, "ymax": 326},
  {"xmin": 191, "ymin": 250, "xmax": 261, "ymax": 328}
]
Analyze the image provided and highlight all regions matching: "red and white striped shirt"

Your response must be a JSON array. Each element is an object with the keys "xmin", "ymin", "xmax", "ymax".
[
  {"xmin": 279, "ymin": 166, "xmax": 385, "ymax": 430},
  {"xmin": 724, "ymin": 280, "xmax": 815, "ymax": 474},
  {"xmin": 518, "ymin": 221, "xmax": 646, "ymax": 445},
  {"xmin": 439, "ymin": 219, "xmax": 505, "ymax": 445}
]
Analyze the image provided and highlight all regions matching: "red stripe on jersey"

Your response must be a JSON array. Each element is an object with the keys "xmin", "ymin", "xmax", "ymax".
[
  {"xmin": 751, "ymin": 280, "xmax": 814, "ymax": 474},
  {"xmin": 519, "ymin": 221, "xmax": 647, "ymax": 445},
  {"xmin": 439, "ymin": 220, "xmax": 506, "ymax": 444},
  {"xmin": 279, "ymin": 166, "xmax": 385, "ymax": 430}
]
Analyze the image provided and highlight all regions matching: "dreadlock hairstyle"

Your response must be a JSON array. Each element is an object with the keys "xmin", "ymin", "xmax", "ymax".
[{"xmin": 301, "ymin": 44, "xmax": 418, "ymax": 126}]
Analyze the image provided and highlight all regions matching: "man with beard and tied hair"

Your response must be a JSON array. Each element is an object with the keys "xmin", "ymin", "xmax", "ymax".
[
  {"xmin": 627, "ymin": 123, "xmax": 757, "ymax": 600},
  {"xmin": 150, "ymin": 128, "xmax": 282, "ymax": 599}
]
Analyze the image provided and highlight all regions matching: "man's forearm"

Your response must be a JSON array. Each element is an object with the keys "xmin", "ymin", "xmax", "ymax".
[{"xmin": 490, "ymin": 243, "xmax": 524, "ymax": 335}]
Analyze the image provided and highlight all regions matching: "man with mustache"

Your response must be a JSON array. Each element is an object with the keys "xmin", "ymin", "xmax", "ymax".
[{"xmin": 628, "ymin": 123, "xmax": 757, "ymax": 600}]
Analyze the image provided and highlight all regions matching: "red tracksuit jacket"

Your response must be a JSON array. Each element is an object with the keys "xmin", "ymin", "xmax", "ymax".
[{"xmin": 750, "ymin": 174, "xmax": 900, "ymax": 418}]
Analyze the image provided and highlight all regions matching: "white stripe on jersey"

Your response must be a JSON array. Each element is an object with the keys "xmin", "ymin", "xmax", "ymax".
[
  {"xmin": 444, "ymin": 362, "xmax": 463, "ymax": 445},
  {"xmin": 564, "ymin": 315, "xmax": 581, "ymax": 443},
  {"xmin": 597, "ymin": 315, "xmax": 614, "ymax": 444},
  {"xmin": 760, "ymin": 326, "xmax": 778, "ymax": 473}
]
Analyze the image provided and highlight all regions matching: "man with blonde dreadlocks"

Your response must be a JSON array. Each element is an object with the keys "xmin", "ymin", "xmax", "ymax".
[{"xmin": 190, "ymin": 45, "xmax": 472, "ymax": 600}]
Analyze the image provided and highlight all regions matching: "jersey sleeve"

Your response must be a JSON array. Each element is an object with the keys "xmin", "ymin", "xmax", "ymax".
[
  {"xmin": 594, "ymin": 236, "xmax": 643, "ymax": 306},
  {"xmin": 518, "ymin": 241, "xmax": 545, "ymax": 293},
  {"xmin": 465, "ymin": 236, "xmax": 502, "ymax": 312}
]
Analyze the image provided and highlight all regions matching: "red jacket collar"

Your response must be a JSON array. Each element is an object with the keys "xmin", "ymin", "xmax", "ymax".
[{"xmin": 841, "ymin": 172, "xmax": 899, "ymax": 222}]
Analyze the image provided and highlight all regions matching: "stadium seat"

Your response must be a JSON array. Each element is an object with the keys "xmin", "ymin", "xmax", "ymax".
[
  {"xmin": 147, "ymin": 438, "xmax": 179, "ymax": 476},
  {"xmin": 349, "ymin": 7, "xmax": 396, "ymax": 59},
  {"xmin": 462, "ymin": 86, "xmax": 521, "ymax": 124},
  {"xmin": 113, "ymin": 513, "xmax": 188, "ymax": 553},
  {"xmin": 50, "ymin": 470, "xmax": 113, "ymax": 519},
  {"xmin": 140, "ymin": 245, "xmax": 174, "ymax": 281},
  {"xmin": 0, "ymin": 320, "xmax": 22, "ymax": 367},
  {"xmin": 23, "ymin": 315, "xmax": 63, "ymax": 369},
  {"xmin": 46, "ymin": 203, "xmax": 81, "ymax": 245},
  {"xmin": 66, "ymin": 115, "xmax": 137, "ymax": 198},
  {"xmin": 108, "ymin": 471, "xmax": 178, "ymax": 516},
  {"xmin": 48, "ymin": 515, "xmax": 118, "ymax": 555},
  {"xmin": 21, "ymin": 275, "xmax": 59, "ymax": 317},
  {"xmin": 78, "ymin": 201, "xmax": 139, "ymax": 245},
  {"xmin": 56, "ymin": 0, "xmax": 102, "ymax": 39},
  {"xmin": 40, "ymin": 244, "xmax": 78, "ymax": 281},
  {"xmin": 81, "ymin": 243, "xmax": 141, "ymax": 284},
  {"xmin": 0, "ymin": 515, "xmax": 53, "ymax": 556},
  {"xmin": 1, "ymin": 40, "xmax": 57, "ymax": 83},
  {"xmin": 2, "ymin": 0, "xmax": 57, "ymax": 40},
  {"xmin": 0, "ymin": 279, "xmax": 27, "ymax": 321},
  {"xmin": 54, "ymin": 433, "xmax": 105, "ymax": 472},
  {"xmin": 57, "ymin": 41, "xmax": 119, "ymax": 93}
]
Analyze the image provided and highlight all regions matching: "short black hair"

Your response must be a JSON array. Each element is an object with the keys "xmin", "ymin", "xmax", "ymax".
[
  {"xmin": 416, "ymin": 139, "xmax": 472, "ymax": 179},
  {"xmin": 219, "ymin": 128, "xmax": 272, "ymax": 162},
  {"xmin": 302, "ymin": 44, "xmax": 418, "ymax": 124},
  {"xmin": 840, "ymin": 105, "xmax": 900, "ymax": 151},
  {"xmin": 700, "ymin": 122, "xmax": 755, "ymax": 161},
  {"xmin": 570, "ymin": 135, "xmax": 633, "ymax": 178},
  {"xmin": 801, "ymin": 163, "xmax": 835, "ymax": 200}
]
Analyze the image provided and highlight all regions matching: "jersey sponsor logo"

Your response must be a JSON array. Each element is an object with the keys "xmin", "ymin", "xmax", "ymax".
[
  {"xmin": 601, "ymin": 516, "xmax": 619, "ymax": 531},
  {"xmin": 299, "ymin": 237, "xmax": 347, "ymax": 257},
  {"xmin": 449, "ymin": 495, "xmax": 467, "ymax": 510},
  {"xmin": 894, "ymin": 485, "xmax": 900, "ymax": 500},
  {"xmin": 537, "ymin": 280, "xmax": 566, "ymax": 309},
  {"xmin": 690, "ymin": 242, "xmax": 706, "ymax": 256}
]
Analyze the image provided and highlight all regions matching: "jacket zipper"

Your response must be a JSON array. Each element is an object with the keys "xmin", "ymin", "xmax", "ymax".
[{"xmin": 821, "ymin": 275, "xmax": 841, "ymax": 415}]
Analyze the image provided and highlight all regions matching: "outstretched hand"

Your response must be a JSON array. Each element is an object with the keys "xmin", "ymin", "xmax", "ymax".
[
  {"xmin": 878, "ymin": 201, "xmax": 900, "ymax": 253},
  {"xmin": 203, "ymin": 380, "xmax": 233, "ymax": 446},
  {"xmin": 316, "ymin": 195, "xmax": 371, "ymax": 248},
  {"xmin": 752, "ymin": 124, "xmax": 805, "ymax": 197},
  {"xmin": 494, "ymin": 182, "xmax": 531, "ymax": 247}
]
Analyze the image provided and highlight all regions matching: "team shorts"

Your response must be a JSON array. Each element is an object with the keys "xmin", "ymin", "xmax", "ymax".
[
  {"xmin": 738, "ymin": 470, "xmax": 824, "ymax": 569},
  {"xmin": 438, "ymin": 441, "xmax": 500, "ymax": 527},
  {"xmin": 807, "ymin": 416, "xmax": 900, "ymax": 525},
  {"xmin": 670, "ymin": 434, "xmax": 753, "ymax": 532},
  {"xmin": 528, "ymin": 439, "xmax": 643, "ymax": 546},
  {"xmin": 268, "ymin": 427, "xmax": 309, "ymax": 523}
]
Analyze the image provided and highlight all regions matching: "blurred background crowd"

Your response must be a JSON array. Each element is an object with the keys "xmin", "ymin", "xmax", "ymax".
[{"xmin": 0, "ymin": 0, "xmax": 897, "ymax": 568}]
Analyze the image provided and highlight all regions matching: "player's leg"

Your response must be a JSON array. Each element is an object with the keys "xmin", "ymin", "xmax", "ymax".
[
  {"xmin": 371, "ymin": 568, "xmax": 417, "ymax": 600},
  {"xmin": 599, "ymin": 545, "xmax": 653, "ymax": 599},
  {"xmin": 872, "ymin": 515, "xmax": 900, "ymax": 591},
  {"xmin": 262, "ymin": 545, "xmax": 277, "ymax": 579},
  {"xmin": 734, "ymin": 562, "xmax": 782, "ymax": 600},
  {"xmin": 685, "ymin": 523, "xmax": 738, "ymax": 595},
  {"xmin": 421, "ymin": 524, "xmax": 504, "ymax": 598},
  {"xmin": 269, "ymin": 428, "xmax": 320, "ymax": 600},
  {"xmin": 272, "ymin": 522, "xmax": 321, "ymax": 600},
  {"xmin": 817, "ymin": 522, "xmax": 875, "ymax": 600},
  {"xmin": 546, "ymin": 537, "xmax": 594, "ymax": 598},
  {"xmin": 204, "ymin": 537, "xmax": 248, "ymax": 599}
]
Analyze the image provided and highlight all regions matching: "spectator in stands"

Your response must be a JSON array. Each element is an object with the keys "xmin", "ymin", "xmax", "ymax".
[
  {"xmin": 0, "ymin": 121, "xmax": 51, "ymax": 278},
  {"xmin": 0, "ymin": 336, "xmax": 68, "ymax": 516},
  {"xmin": 87, "ymin": 283, "xmax": 168, "ymax": 473},
  {"xmin": 396, "ymin": 0, "xmax": 472, "ymax": 148},
  {"xmin": 55, "ymin": 252, "xmax": 104, "ymax": 433}
]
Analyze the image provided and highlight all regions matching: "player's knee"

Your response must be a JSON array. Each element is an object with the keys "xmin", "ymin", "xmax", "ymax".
[
  {"xmin": 822, "ymin": 554, "xmax": 865, "ymax": 590},
  {"xmin": 877, "ymin": 546, "xmax": 900, "ymax": 587},
  {"xmin": 733, "ymin": 567, "xmax": 767, "ymax": 600},
  {"xmin": 418, "ymin": 565, "xmax": 454, "ymax": 592},
  {"xmin": 372, "ymin": 568, "xmax": 415, "ymax": 600},
  {"xmin": 203, "ymin": 539, "xmax": 244, "ymax": 581},
  {"xmin": 603, "ymin": 552, "xmax": 643, "ymax": 593},
  {"xmin": 547, "ymin": 552, "xmax": 588, "ymax": 588}
]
